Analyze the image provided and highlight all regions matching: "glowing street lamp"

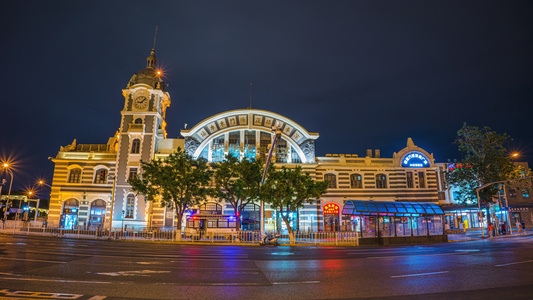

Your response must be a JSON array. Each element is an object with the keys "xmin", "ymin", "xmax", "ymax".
[{"xmin": 1, "ymin": 163, "xmax": 14, "ymax": 204}]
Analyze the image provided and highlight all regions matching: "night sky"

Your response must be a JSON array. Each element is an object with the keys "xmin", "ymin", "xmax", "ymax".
[{"xmin": 1, "ymin": 1, "xmax": 533, "ymax": 198}]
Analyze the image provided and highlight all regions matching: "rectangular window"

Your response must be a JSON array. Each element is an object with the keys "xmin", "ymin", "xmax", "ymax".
[
  {"xmin": 94, "ymin": 169, "xmax": 108, "ymax": 184},
  {"xmin": 125, "ymin": 195, "xmax": 135, "ymax": 219},
  {"xmin": 350, "ymin": 174, "xmax": 362, "ymax": 188},
  {"xmin": 406, "ymin": 172, "xmax": 413, "ymax": 188},
  {"xmin": 522, "ymin": 188, "xmax": 529, "ymax": 198},
  {"xmin": 128, "ymin": 168, "xmax": 138, "ymax": 181},
  {"xmin": 68, "ymin": 169, "xmax": 82, "ymax": 183},
  {"xmin": 324, "ymin": 174, "xmax": 337, "ymax": 188},
  {"xmin": 418, "ymin": 172, "xmax": 425, "ymax": 188}
]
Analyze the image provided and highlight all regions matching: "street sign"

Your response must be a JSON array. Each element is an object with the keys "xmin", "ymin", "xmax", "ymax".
[{"xmin": 9, "ymin": 208, "xmax": 17, "ymax": 213}]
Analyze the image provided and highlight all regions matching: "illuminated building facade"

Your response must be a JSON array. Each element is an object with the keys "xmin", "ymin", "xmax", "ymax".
[{"xmin": 47, "ymin": 48, "xmax": 448, "ymax": 232}]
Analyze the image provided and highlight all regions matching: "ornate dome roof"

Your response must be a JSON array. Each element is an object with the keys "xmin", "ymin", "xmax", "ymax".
[{"xmin": 126, "ymin": 48, "xmax": 166, "ymax": 91}]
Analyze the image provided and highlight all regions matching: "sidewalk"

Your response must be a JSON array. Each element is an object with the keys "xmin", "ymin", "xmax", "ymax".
[{"xmin": 448, "ymin": 227, "xmax": 533, "ymax": 242}]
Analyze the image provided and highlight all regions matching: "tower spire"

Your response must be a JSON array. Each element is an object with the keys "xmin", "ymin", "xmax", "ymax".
[{"xmin": 146, "ymin": 25, "xmax": 158, "ymax": 68}]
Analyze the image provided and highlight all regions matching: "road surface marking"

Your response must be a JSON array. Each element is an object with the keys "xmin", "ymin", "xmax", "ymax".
[
  {"xmin": 0, "ymin": 289, "xmax": 83, "ymax": 299},
  {"xmin": 0, "ymin": 277, "xmax": 113, "ymax": 284},
  {"xmin": 495, "ymin": 260, "xmax": 533, "ymax": 267},
  {"xmin": 0, "ymin": 289, "xmax": 106, "ymax": 300},
  {"xmin": 391, "ymin": 271, "xmax": 449, "ymax": 278},
  {"xmin": 1, "ymin": 258, "xmax": 67, "ymax": 264},
  {"xmin": 97, "ymin": 270, "xmax": 170, "ymax": 276},
  {"xmin": 367, "ymin": 253, "xmax": 459, "ymax": 259},
  {"xmin": 272, "ymin": 281, "xmax": 320, "ymax": 285},
  {"xmin": 348, "ymin": 249, "xmax": 436, "ymax": 254},
  {"xmin": 454, "ymin": 249, "xmax": 480, "ymax": 252}
]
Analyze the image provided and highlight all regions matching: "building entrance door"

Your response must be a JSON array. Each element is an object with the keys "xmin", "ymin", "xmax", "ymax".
[
  {"xmin": 323, "ymin": 202, "xmax": 340, "ymax": 232},
  {"xmin": 60, "ymin": 198, "xmax": 79, "ymax": 230}
]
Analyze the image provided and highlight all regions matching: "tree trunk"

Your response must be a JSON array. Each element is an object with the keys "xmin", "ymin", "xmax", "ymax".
[
  {"xmin": 234, "ymin": 206, "xmax": 241, "ymax": 231},
  {"xmin": 175, "ymin": 209, "xmax": 183, "ymax": 241},
  {"xmin": 281, "ymin": 215, "xmax": 295, "ymax": 244}
]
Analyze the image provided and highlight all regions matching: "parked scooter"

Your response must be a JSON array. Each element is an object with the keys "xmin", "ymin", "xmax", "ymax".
[{"xmin": 260, "ymin": 234, "xmax": 280, "ymax": 246}]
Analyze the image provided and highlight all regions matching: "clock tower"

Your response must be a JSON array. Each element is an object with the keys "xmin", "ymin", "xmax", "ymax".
[{"xmin": 112, "ymin": 47, "xmax": 171, "ymax": 228}]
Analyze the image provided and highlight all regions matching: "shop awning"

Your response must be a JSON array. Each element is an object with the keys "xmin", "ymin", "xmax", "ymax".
[{"xmin": 342, "ymin": 200, "xmax": 444, "ymax": 216}]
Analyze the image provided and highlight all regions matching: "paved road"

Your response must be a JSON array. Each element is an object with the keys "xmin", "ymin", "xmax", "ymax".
[{"xmin": 1, "ymin": 234, "xmax": 533, "ymax": 299}]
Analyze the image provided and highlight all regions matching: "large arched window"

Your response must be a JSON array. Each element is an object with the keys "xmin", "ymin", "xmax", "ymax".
[
  {"xmin": 324, "ymin": 173, "xmax": 337, "ymax": 189},
  {"xmin": 350, "ymin": 174, "xmax": 363, "ymax": 189},
  {"xmin": 376, "ymin": 174, "xmax": 387, "ymax": 189},
  {"xmin": 68, "ymin": 168, "xmax": 82, "ymax": 183},
  {"xmin": 94, "ymin": 168, "xmax": 108, "ymax": 184},
  {"xmin": 125, "ymin": 194, "xmax": 135, "ymax": 218},
  {"xmin": 89, "ymin": 199, "xmax": 106, "ymax": 228}
]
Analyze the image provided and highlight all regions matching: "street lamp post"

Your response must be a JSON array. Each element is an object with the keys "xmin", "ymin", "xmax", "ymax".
[
  {"xmin": 260, "ymin": 125, "xmax": 282, "ymax": 238},
  {"xmin": 3, "ymin": 163, "xmax": 14, "ymax": 205},
  {"xmin": 37, "ymin": 180, "xmax": 54, "ymax": 222},
  {"xmin": 108, "ymin": 176, "xmax": 116, "ymax": 238}
]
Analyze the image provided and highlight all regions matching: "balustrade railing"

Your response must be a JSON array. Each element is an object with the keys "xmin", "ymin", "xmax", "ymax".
[{"xmin": 0, "ymin": 221, "xmax": 358, "ymax": 245}]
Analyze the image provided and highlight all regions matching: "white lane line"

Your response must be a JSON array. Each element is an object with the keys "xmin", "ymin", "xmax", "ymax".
[
  {"xmin": 1, "ymin": 258, "xmax": 67, "ymax": 264},
  {"xmin": 348, "ymin": 250, "xmax": 436, "ymax": 254},
  {"xmin": 272, "ymin": 281, "xmax": 320, "ymax": 285},
  {"xmin": 367, "ymin": 253, "xmax": 459, "ymax": 259},
  {"xmin": 97, "ymin": 270, "xmax": 171, "ymax": 277},
  {"xmin": 495, "ymin": 260, "xmax": 533, "ymax": 267},
  {"xmin": 391, "ymin": 271, "xmax": 449, "ymax": 278},
  {"xmin": 0, "ymin": 276, "xmax": 113, "ymax": 284}
]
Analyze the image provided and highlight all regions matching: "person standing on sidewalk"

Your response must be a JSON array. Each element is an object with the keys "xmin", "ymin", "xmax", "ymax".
[
  {"xmin": 501, "ymin": 223, "xmax": 507, "ymax": 235},
  {"xmin": 488, "ymin": 223, "xmax": 493, "ymax": 238},
  {"xmin": 516, "ymin": 220, "xmax": 522, "ymax": 234}
]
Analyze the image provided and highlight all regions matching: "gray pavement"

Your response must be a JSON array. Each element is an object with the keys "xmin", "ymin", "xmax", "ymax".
[
  {"xmin": 1, "ymin": 232, "xmax": 533, "ymax": 299},
  {"xmin": 448, "ymin": 227, "xmax": 533, "ymax": 242}
]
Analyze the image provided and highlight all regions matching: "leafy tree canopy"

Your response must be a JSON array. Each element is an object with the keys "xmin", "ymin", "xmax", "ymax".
[
  {"xmin": 128, "ymin": 147, "xmax": 212, "ymax": 239},
  {"xmin": 211, "ymin": 154, "xmax": 263, "ymax": 230},
  {"xmin": 445, "ymin": 123, "xmax": 518, "ymax": 205},
  {"xmin": 261, "ymin": 166, "xmax": 328, "ymax": 243}
]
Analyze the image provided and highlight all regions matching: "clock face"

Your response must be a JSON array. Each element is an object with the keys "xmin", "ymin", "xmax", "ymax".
[{"xmin": 134, "ymin": 96, "xmax": 148, "ymax": 109}]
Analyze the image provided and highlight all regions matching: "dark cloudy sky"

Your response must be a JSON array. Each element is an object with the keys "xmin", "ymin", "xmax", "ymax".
[{"xmin": 1, "ymin": 1, "xmax": 532, "ymax": 196}]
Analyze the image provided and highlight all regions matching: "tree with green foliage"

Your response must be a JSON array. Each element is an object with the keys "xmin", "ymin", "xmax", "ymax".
[
  {"xmin": 211, "ymin": 154, "xmax": 264, "ymax": 231},
  {"xmin": 128, "ymin": 147, "xmax": 212, "ymax": 240},
  {"xmin": 445, "ymin": 123, "xmax": 518, "ymax": 206},
  {"xmin": 261, "ymin": 166, "xmax": 328, "ymax": 244}
]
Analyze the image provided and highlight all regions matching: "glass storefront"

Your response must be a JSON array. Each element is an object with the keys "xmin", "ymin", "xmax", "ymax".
[{"xmin": 342, "ymin": 200, "xmax": 445, "ymax": 237}]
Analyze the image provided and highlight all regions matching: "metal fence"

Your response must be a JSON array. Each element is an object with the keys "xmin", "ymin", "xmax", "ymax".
[{"xmin": 0, "ymin": 221, "xmax": 358, "ymax": 245}]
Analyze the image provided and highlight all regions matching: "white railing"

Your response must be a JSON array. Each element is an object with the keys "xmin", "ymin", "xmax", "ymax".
[{"xmin": 0, "ymin": 221, "xmax": 358, "ymax": 245}]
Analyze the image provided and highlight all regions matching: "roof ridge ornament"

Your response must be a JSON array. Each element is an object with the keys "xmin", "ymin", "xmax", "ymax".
[{"xmin": 407, "ymin": 137, "xmax": 415, "ymax": 147}]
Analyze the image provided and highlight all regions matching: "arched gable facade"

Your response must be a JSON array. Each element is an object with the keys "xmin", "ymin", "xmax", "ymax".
[{"xmin": 180, "ymin": 109, "xmax": 319, "ymax": 163}]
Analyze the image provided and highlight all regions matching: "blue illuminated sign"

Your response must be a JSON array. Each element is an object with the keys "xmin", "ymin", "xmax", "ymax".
[{"xmin": 402, "ymin": 152, "xmax": 429, "ymax": 168}]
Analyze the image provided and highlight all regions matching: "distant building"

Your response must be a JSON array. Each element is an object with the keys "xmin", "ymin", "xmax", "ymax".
[
  {"xmin": 437, "ymin": 162, "xmax": 532, "ymax": 230},
  {"xmin": 47, "ymin": 47, "xmax": 447, "ymax": 234}
]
